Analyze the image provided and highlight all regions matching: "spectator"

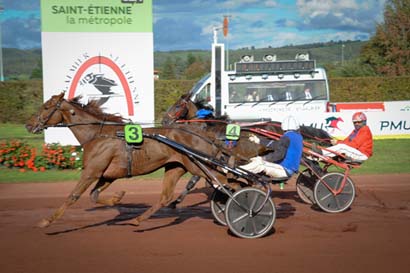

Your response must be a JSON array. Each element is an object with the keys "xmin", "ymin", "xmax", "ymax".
[{"xmin": 246, "ymin": 90, "xmax": 260, "ymax": 102}]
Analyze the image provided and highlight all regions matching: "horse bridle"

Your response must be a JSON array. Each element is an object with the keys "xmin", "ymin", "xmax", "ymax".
[
  {"xmin": 166, "ymin": 98, "xmax": 188, "ymax": 121},
  {"xmin": 36, "ymin": 96, "xmax": 65, "ymax": 130}
]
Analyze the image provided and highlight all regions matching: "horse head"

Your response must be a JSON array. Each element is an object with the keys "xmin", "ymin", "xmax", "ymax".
[
  {"xmin": 162, "ymin": 93, "xmax": 198, "ymax": 125},
  {"xmin": 26, "ymin": 92, "xmax": 125, "ymax": 143},
  {"xmin": 25, "ymin": 92, "xmax": 66, "ymax": 134}
]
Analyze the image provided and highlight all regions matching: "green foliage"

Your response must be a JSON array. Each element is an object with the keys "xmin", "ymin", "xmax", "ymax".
[
  {"xmin": 329, "ymin": 76, "xmax": 410, "ymax": 102},
  {"xmin": 154, "ymin": 80, "xmax": 196, "ymax": 122},
  {"xmin": 325, "ymin": 60, "xmax": 378, "ymax": 77},
  {"xmin": 155, "ymin": 50, "xmax": 210, "ymax": 78},
  {"xmin": 161, "ymin": 57, "xmax": 177, "ymax": 79},
  {"xmin": 361, "ymin": 0, "xmax": 410, "ymax": 76},
  {"xmin": 0, "ymin": 80, "xmax": 43, "ymax": 123},
  {"xmin": 30, "ymin": 60, "xmax": 43, "ymax": 79},
  {"xmin": 0, "ymin": 168, "xmax": 82, "ymax": 183},
  {"xmin": 3, "ymin": 48, "xmax": 42, "ymax": 80},
  {"xmin": 352, "ymin": 139, "xmax": 410, "ymax": 174},
  {"xmin": 1, "ymin": 76, "xmax": 410, "ymax": 124},
  {"xmin": 154, "ymin": 40, "xmax": 367, "ymax": 79},
  {"xmin": 184, "ymin": 61, "xmax": 210, "ymax": 80},
  {"xmin": 4, "ymin": 40, "xmax": 368, "ymax": 80},
  {"xmin": 186, "ymin": 53, "xmax": 196, "ymax": 67}
]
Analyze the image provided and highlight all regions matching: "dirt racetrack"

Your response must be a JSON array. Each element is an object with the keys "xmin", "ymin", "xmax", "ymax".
[{"xmin": 1, "ymin": 174, "xmax": 409, "ymax": 273}]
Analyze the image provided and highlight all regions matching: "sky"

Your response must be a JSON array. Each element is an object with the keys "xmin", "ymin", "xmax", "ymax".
[{"xmin": 1, "ymin": 0, "xmax": 387, "ymax": 51}]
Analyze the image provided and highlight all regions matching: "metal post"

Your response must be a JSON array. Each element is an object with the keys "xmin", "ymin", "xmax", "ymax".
[
  {"xmin": 341, "ymin": 44, "xmax": 345, "ymax": 66},
  {"xmin": 223, "ymin": 15, "xmax": 230, "ymax": 70},
  {"xmin": 226, "ymin": 34, "xmax": 229, "ymax": 70}
]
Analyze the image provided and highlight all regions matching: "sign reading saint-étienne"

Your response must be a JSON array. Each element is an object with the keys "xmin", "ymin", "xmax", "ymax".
[
  {"xmin": 41, "ymin": 0, "xmax": 154, "ymax": 145},
  {"xmin": 41, "ymin": 0, "xmax": 152, "ymax": 32}
]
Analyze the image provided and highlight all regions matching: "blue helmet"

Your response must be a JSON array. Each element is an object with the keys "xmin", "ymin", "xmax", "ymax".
[{"xmin": 196, "ymin": 109, "xmax": 213, "ymax": 119}]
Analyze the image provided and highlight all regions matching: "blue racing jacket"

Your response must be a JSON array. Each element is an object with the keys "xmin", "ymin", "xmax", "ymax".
[{"xmin": 261, "ymin": 130, "xmax": 303, "ymax": 175}]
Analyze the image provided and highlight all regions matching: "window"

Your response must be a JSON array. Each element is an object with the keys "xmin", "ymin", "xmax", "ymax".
[
  {"xmin": 194, "ymin": 83, "xmax": 211, "ymax": 103},
  {"xmin": 228, "ymin": 80, "xmax": 328, "ymax": 103}
]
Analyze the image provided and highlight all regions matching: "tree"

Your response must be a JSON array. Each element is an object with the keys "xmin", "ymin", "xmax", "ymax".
[
  {"xmin": 186, "ymin": 53, "xmax": 196, "ymax": 67},
  {"xmin": 161, "ymin": 57, "xmax": 176, "ymax": 79},
  {"xmin": 361, "ymin": 0, "xmax": 410, "ymax": 76},
  {"xmin": 30, "ymin": 60, "xmax": 43, "ymax": 79},
  {"xmin": 184, "ymin": 61, "xmax": 209, "ymax": 80}
]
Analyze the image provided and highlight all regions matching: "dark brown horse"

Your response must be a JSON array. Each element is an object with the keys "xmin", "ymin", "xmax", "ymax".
[
  {"xmin": 26, "ymin": 93, "xmax": 249, "ymax": 228},
  {"xmin": 162, "ymin": 93, "xmax": 332, "ymax": 145}
]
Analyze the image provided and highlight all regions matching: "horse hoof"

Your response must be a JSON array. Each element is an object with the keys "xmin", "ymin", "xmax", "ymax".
[
  {"xmin": 113, "ymin": 191, "xmax": 126, "ymax": 204},
  {"xmin": 37, "ymin": 218, "xmax": 51, "ymax": 228},
  {"xmin": 133, "ymin": 218, "xmax": 141, "ymax": 226}
]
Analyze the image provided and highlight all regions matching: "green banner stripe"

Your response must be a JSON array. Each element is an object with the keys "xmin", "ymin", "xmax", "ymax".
[{"xmin": 41, "ymin": 0, "xmax": 152, "ymax": 32}]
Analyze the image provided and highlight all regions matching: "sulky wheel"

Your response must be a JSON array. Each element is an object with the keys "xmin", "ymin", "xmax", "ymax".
[
  {"xmin": 210, "ymin": 186, "xmax": 233, "ymax": 226},
  {"xmin": 313, "ymin": 172, "xmax": 356, "ymax": 213},
  {"xmin": 225, "ymin": 188, "xmax": 276, "ymax": 239},
  {"xmin": 296, "ymin": 169, "xmax": 317, "ymax": 204}
]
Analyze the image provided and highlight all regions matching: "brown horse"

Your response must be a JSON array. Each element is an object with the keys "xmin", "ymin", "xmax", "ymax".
[
  {"xmin": 26, "ymin": 93, "xmax": 247, "ymax": 228},
  {"xmin": 162, "ymin": 93, "xmax": 332, "ymax": 145}
]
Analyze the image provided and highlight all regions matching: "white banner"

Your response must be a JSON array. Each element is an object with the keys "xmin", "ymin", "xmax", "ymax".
[
  {"xmin": 41, "ymin": 0, "xmax": 154, "ymax": 145},
  {"xmin": 296, "ymin": 102, "xmax": 410, "ymax": 139}
]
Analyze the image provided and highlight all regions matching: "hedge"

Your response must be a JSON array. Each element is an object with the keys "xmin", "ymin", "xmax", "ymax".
[
  {"xmin": 1, "ymin": 77, "xmax": 410, "ymax": 124},
  {"xmin": 329, "ymin": 76, "xmax": 410, "ymax": 102}
]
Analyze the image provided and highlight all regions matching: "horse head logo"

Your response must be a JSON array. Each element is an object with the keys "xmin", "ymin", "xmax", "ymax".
[{"xmin": 325, "ymin": 116, "xmax": 344, "ymax": 131}]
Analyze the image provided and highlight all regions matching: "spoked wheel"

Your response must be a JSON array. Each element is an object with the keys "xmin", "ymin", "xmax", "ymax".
[
  {"xmin": 314, "ymin": 172, "xmax": 355, "ymax": 213},
  {"xmin": 296, "ymin": 169, "xmax": 317, "ymax": 204},
  {"xmin": 210, "ymin": 186, "xmax": 233, "ymax": 226},
  {"xmin": 225, "ymin": 188, "xmax": 276, "ymax": 239}
]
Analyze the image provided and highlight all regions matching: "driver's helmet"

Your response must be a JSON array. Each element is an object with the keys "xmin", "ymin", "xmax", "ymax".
[
  {"xmin": 196, "ymin": 109, "xmax": 213, "ymax": 119},
  {"xmin": 352, "ymin": 112, "xmax": 367, "ymax": 122},
  {"xmin": 202, "ymin": 103, "xmax": 214, "ymax": 111},
  {"xmin": 281, "ymin": 115, "xmax": 300, "ymax": 131}
]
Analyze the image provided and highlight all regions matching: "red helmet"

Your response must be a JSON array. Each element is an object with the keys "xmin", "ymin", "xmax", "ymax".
[{"xmin": 352, "ymin": 112, "xmax": 367, "ymax": 122}]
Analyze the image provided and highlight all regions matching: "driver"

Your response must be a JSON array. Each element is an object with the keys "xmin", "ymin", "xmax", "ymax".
[
  {"xmin": 239, "ymin": 116, "xmax": 303, "ymax": 178},
  {"xmin": 320, "ymin": 111, "xmax": 373, "ymax": 162}
]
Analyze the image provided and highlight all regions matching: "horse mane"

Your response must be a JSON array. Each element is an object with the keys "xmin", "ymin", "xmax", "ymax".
[
  {"xmin": 193, "ymin": 99, "xmax": 209, "ymax": 110},
  {"xmin": 69, "ymin": 96, "xmax": 125, "ymax": 123}
]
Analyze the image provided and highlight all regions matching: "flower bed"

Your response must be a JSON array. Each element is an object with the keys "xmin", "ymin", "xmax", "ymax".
[{"xmin": 0, "ymin": 140, "xmax": 82, "ymax": 172}]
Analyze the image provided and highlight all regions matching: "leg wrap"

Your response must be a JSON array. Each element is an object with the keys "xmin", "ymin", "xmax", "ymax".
[{"xmin": 69, "ymin": 193, "xmax": 81, "ymax": 202}]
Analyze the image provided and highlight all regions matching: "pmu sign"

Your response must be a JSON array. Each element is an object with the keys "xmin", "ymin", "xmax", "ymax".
[
  {"xmin": 41, "ymin": 0, "xmax": 154, "ymax": 145},
  {"xmin": 380, "ymin": 120, "xmax": 410, "ymax": 131}
]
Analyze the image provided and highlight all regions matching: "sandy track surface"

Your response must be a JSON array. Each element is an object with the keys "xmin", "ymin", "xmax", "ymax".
[{"xmin": 0, "ymin": 174, "xmax": 409, "ymax": 273}]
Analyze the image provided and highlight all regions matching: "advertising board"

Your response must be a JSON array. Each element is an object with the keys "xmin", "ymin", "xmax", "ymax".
[{"xmin": 41, "ymin": 0, "xmax": 154, "ymax": 144}]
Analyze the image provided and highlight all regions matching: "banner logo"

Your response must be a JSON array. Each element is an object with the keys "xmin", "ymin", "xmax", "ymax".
[
  {"xmin": 325, "ymin": 116, "xmax": 344, "ymax": 133},
  {"xmin": 64, "ymin": 53, "xmax": 138, "ymax": 116}
]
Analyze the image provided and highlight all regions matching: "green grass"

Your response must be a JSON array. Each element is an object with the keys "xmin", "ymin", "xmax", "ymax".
[
  {"xmin": 0, "ymin": 123, "xmax": 45, "ymax": 150},
  {"xmin": 0, "ymin": 168, "xmax": 82, "ymax": 183},
  {"xmin": 1, "ymin": 124, "xmax": 410, "ymax": 183},
  {"xmin": 353, "ymin": 139, "xmax": 410, "ymax": 174},
  {"xmin": 0, "ymin": 168, "xmax": 166, "ymax": 183}
]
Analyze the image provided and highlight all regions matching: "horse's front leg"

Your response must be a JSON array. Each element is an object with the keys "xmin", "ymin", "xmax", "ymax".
[
  {"xmin": 37, "ymin": 170, "xmax": 99, "ymax": 228},
  {"xmin": 131, "ymin": 165, "xmax": 186, "ymax": 226},
  {"xmin": 90, "ymin": 178, "xmax": 125, "ymax": 206}
]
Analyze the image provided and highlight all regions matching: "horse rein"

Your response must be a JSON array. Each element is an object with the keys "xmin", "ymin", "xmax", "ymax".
[
  {"xmin": 166, "ymin": 98, "xmax": 188, "ymax": 121},
  {"xmin": 36, "ymin": 97, "xmax": 64, "ymax": 130}
]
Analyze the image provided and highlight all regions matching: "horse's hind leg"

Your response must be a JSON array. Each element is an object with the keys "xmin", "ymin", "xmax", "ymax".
[
  {"xmin": 130, "ymin": 165, "xmax": 186, "ymax": 226},
  {"xmin": 168, "ymin": 175, "xmax": 201, "ymax": 208},
  {"xmin": 90, "ymin": 178, "xmax": 125, "ymax": 206}
]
